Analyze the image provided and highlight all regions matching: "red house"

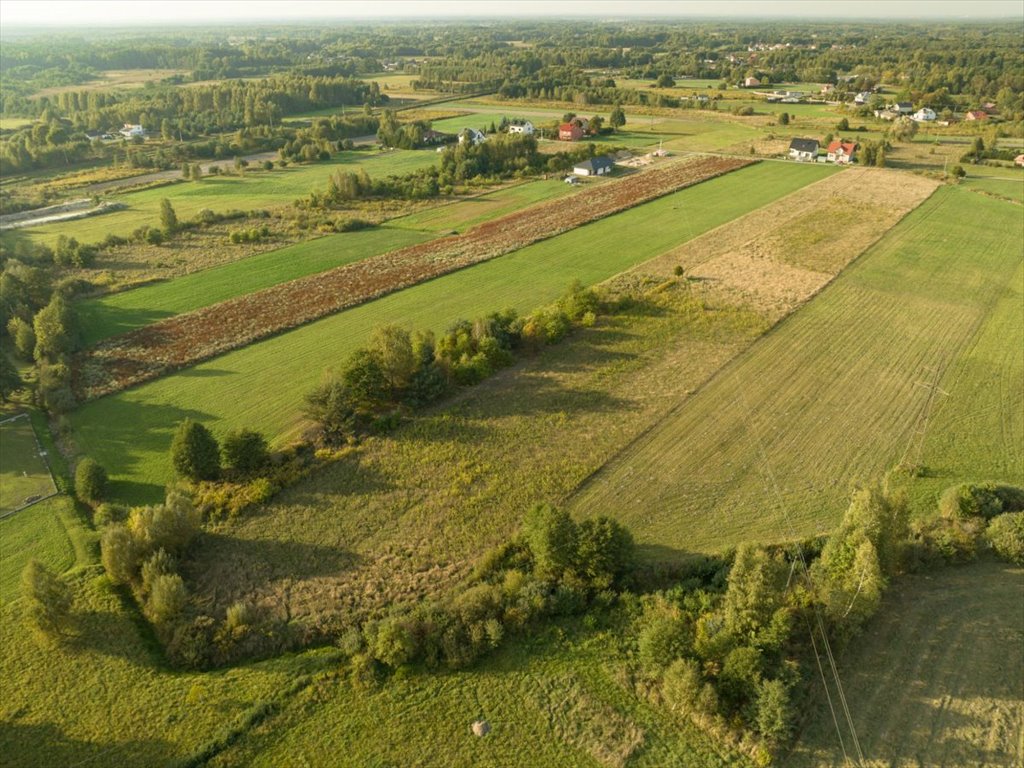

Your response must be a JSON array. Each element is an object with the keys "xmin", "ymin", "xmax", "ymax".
[
  {"xmin": 965, "ymin": 110, "xmax": 989, "ymax": 121},
  {"xmin": 826, "ymin": 140, "xmax": 858, "ymax": 164},
  {"xmin": 558, "ymin": 122, "xmax": 584, "ymax": 141}
]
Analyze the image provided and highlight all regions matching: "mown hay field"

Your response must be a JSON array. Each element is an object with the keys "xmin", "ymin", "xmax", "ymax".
[
  {"xmin": 790, "ymin": 560, "xmax": 1024, "ymax": 768},
  {"xmin": 571, "ymin": 185, "xmax": 1024, "ymax": 554},
  {"xmin": 77, "ymin": 225, "xmax": 432, "ymax": 345},
  {"xmin": 0, "ymin": 497, "xmax": 80, "ymax": 602},
  {"xmin": 18, "ymin": 148, "xmax": 440, "ymax": 246},
  {"xmin": 0, "ymin": 416, "xmax": 56, "ymax": 513}
]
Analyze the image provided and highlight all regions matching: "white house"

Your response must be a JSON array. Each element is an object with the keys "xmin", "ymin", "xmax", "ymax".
[
  {"xmin": 911, "ymin": 107, "xmax": 936, "ymax": 122},
  {"xmin": 458, "ymin": 128, "xmax": 487, "ymax": 145},
  {"xmin": 572, "ymin": 155, "xmax": 614, "ymax": 177},
  {"xmin": 120, "ymin": 123, "xmax": 145, "ymax": 139},
  {"xmin": 508, "ymin": 120, "xmax": 534, "ymax": 135},
  {"xmin": 788, "ymin": 138, "xmax": 819, "ymax": 162},
  {"xmin": 854, "ymin": 91, "xmax": 873, "ymax": 105}
]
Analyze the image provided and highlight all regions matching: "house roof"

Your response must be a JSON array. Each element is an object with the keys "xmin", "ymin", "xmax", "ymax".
[
  {"xmin": 559, "ymin": 122, "xmax": 580, "ymax": 132},
  {"xmin": 574, "ymin": 155, "xmax": 614, "ymax": 172},
  {"xmin": 965, "ymin": 110, "xmax": 988, "ymax": 119},
  {"xmin": 827, "ymin": 140, "xmax": 857, "ymax": 155},
  {"xmin": 789, "ymin": 138, "xmax": 819, "ymax": 153}
]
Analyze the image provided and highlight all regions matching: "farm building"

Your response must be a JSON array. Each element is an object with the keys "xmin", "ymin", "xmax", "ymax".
[
  {"xmin": 508, "ymin": 120, "xmax": 534, "ymax": 135},
  {"xmin": 458, "ymin": 128, "xmax": 486, "ymax": 145},
  {"xmin": 826, "ymin": 140, "xmax": 858, "ymax": 164},
  {"xmin": 573, "ymin": 156, "xmax": 614, "ymax": 176},
  {"xmin": 1015, "ymin": 154, "xmax": 1024, "ymax": 167},
  {"xmin": 558, "ymin": 122, "xmax": 584, "ymax": 141},
  {"xmin": 119, "ymin": 123, "xmax": 145, "ymax": 138},
  {"xmin": 564, "ymin": 175, "xmax": 579, "ymax": 184},
  {"xmin": 788, "ymin": 138, "xmax": 819, "ymax": 162},
  {"xmin": 965, "ymin": 110, "xmax": 989, "ymax": 121},
  {"xmin": 742, "ymin": 76, "xmax": 761, "ymax": 87},
  {"xmin": 854, "ymin": 91, "xmax": 873, "ymax": 105},
  {"xmin": 912, "ymin": 107, "xmax": 936, "ymax": 122}
]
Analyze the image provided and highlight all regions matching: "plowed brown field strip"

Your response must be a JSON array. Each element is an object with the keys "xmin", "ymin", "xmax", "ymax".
[{"xmin": 74, "ymin": 156, "xmax": 752, "ymax": 401}]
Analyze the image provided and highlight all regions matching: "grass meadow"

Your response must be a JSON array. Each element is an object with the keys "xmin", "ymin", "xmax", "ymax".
[
  {"xmin": 77, "ymin": 226, "xmax": 432, "ymax": 345},
  {"xmin": 790, "ymin": 560, "xmax": 1024, "ymax": 767},
  {"xmin": 0, "ymin": 416, "xmax": 56, "ymax": 513},
  {"xmin": 571, "ymin": 185, "xmax": 1024, "ymax": 554},
  {"xmin": 68, "ymin": 161, "xmax": 834, "ymax": 503},
  {"xmin": 0, "ymin": 497, "xmax": 82, "ymax": 603},
  {"xmin": 18, "ymin": 149, "xmax": 440, "ymax": 246}
]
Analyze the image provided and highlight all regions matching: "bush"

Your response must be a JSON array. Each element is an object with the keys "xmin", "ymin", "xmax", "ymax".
[
  {"xmin": 101, "ymin": 524, "xmax": 141, "ymax": 584},
  {"xmin": 21, "ymin": 559, "xmax": 73, "ymax": 640},
  {"xmin": 575, "ymin": 517, "xmax": 635, "ymax": 588},
  {"xmin": 146, "ymin": 573, "xmax": 188, "ymax": 624},
  {"xmin": 522, "ymin": 504, "xmax": 578, "ymax": 580},
  {"xmin": 987, "ymin": 512, "xmax": 1024, "ymax": 565},
  {"xmin": 221, "ymin": 429, "xmax": 270, "ymax": 476},
  {"xmin": 755, "ymin": 678, "xmax": 793, "ymax": 743},
  {"xmin": 661, "ymin": 657, "xmax": 703, "ymax": 713},
  {"xmin": 939, "ymin": 482, "xmax": 1004, "ymax": 520},
  {"xmin": 171, "ymin": 419, "xmax": 220, "ymax": 481},
  {"xmin": 74, "ymin": 457, "xmax": 107, "ymax": 503}
]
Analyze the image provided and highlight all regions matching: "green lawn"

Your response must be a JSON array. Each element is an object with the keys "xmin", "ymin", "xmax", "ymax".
[
  {"xmin": 0, "ymin": 416, "xmax": 56, "ymax": 513},
  {"xmin": 572, "ymin": 186, "xmax": 1024, "ymax": 554},
  {"xmin": 962, "ymin": 174, "xmax": 1024, "ymax": 203},
  {"xmin": 69, "ymin": 161, "xmax": 835, "ymax": 503},
  {"xmin": 17, "ymin": 149, "xmax": 440, "ymax": 246},
  {"xmin": 77, "ymin": 226, "xmax": 433, "ymax": 346}
]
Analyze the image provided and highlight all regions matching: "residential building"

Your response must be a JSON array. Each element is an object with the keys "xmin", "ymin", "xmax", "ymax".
[{"xmin": 788, "ymin": 138, "xmax": 819, "ymax": 162}]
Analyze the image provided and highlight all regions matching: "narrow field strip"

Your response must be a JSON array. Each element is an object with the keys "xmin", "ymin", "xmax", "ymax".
[
  {"xmin": 73, "ymin": 156, "xmax": 752, "ymax": 401},
  {"xmin": 570, "ymin": 185, "xmax": 1023, "ymax": 554},
  {"xmin": 76, "ymin": 226, "xmax": 433, "ymax": 346},
  {"xmin": 69, "ymin": 161, "xmax": 831, "ymax": 503}
]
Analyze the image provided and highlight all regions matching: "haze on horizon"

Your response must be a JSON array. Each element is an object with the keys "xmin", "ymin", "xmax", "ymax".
[{"xmin": 2, "ymin": 0, "xmax": 1022, "ymax": 28}]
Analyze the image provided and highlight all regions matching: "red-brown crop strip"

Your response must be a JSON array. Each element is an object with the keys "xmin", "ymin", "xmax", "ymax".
[{"xmin": 74, "ymin": 156, "xmax": 753, "ymax": 401}]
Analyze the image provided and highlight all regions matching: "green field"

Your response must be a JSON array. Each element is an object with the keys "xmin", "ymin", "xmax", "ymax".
[
  {"xmin": 390, "ymin": 177, "xmax": 576, "ymax": 233},
  {"xmin": 962, "ymin": 174, "xmax": 1024, "ymax": 203},
  {"xmin": 77, "ymin": 226, "xmax": 432, "ymax": 345},
  {"xmin": 17, "ymin": 149, "xmax": 440, "ymax": 246},
  {"xmin": 571, "ymin": 186, "xmax": 1024, "ymax": 554},
  {"xmin": 0, "ymin": 497, "xmax": 80, "ymax": 603},
  {"xmin": 791, "ymin": 560, "xmax": 1024, "ymax": 767},
  {"xmin": 208, "ymin": 618, "xmax": 749, "ymax": 768},
  {"xmin": 69, "ymin": 161, "xmax": 835, "ymax": 503},
  {"xmin": 0, "ymin": 416, "xmax": 56, "ymax": 513}
]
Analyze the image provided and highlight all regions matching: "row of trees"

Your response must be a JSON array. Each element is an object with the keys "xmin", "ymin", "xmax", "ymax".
[{"xmin": 304, "ymin": 282, "xmax": 600, "ymax": 445}]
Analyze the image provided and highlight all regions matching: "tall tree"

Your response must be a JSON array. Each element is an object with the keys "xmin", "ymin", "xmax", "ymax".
[
  {"xmin": 159, "ymin": 198, "xmax": 179, "ymax": 235},
  {"xmin": 21, "ymin": 559, "xmax": 73, "ymax": 641}
]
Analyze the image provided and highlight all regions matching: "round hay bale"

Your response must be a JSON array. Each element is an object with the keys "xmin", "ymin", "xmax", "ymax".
[{"xmin": 471, "ymin": 719, "xmax": 491, "ymax": 737}]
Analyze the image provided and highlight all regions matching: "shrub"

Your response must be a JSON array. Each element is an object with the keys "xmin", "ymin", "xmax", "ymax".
[
  {"xmin": 7, "ymin": 317, "xmax": 35, "ymax": 360},
  {"xmin": 755, "ymin": 678, "xmax": 793, "ymax": 743},
  {"xmin": 21, "ymin": 559, "xmax": 73, "ymax": 640},
  {"xmin": 129, "ymin": 491, "xmax": 201, "ymax": 555},
  {"xmin": 93, "ymin": 502, "xmax": 128, "ymax": 527},
  {"xmin": 522, "ymin": 504, "xmax": 578, "ymax": 580},
  {"xmin": 74, "ymin": 457, "xmax": 107, "ymax": 503},
  {"xmin": 140, "ymin": 549, "xmax": 176, "ymax": 598},
  {"xmin": 101, "ymin": 524, "xmax": 141, "ymax": 584},
  {"xmin": 636, "ymin": 599, "xmax": 692, "ymax": 673},
  {"xmin": 221, "ymin": 429, "xmax": 270, "ymax": 476},
  {"xmin": 987, "ymin": 512, "xmax": 1024, "ymax": 565},
  {"xmin": 146, "ymin": 573, "xmax": 188, "ymax": 624},
  {"xmin": 574, "ymin": 516, "xmax": 635, "ymax": 588},
  {"xmin": 370, "ymin": 617, "xmax": 417, "ymax": 668},
  {"xmin": 662, "ymin": 657, "xmax": 703, "ymax": 713},
  {"xmin": 171, "ymin": 419, "xmax": 220, "ymax": 481},
  {"xmin": 939, "ymin": 482, "xmax": 1004, "ymax": 520},
  {"xmin": 719, "ymin": 645, "xmax": 764, "ymax": 710}
]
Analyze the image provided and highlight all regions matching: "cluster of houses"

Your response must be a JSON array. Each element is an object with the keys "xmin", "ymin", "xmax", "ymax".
[
  {"xmin": 787, "ymin": 138, "xmax": 858, "ymax": 164},
  {"xmin": 83, "ymin": 123, "xmax": 146, "ymax": 142}
]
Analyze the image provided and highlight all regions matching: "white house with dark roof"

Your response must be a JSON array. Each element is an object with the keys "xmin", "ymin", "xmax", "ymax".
[
  {"xmin": 788, "ymin": 138, "xmax": 819, "ymax": 162},
  {"xmin": 508, "ymin": 120, "xmax": 534, "ymax": 135},
  {"xmin": 572, "ymin": 155, "xmax": 614, "ymax": 176}
]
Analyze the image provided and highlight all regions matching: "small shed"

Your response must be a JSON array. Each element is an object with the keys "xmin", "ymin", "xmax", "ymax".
[{"xmin": 573, "ymin": 156, "xmax": 614, "ymax": 176}]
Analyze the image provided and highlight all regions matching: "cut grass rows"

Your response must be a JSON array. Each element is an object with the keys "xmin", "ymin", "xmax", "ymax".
[
  {"xmin": 69, "ymin": 161, "xmax": 834, "ymax": 503},
  {"xmin": 77, "ymin": 226, "xmax": 432, "ymax": 346},
  {"xmin": 571, "ymin": 185, "xmax": 1024, "ymax": 554}
]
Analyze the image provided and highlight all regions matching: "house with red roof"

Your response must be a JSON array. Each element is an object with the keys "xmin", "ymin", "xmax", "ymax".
[
  {"xmin": 965, "ymin": 110, "xmax": 989, "ymax": 121},
  {"xmin": 558, "ymin": 122, "xmax": 584, "ymax": 141},
  {"xmin": 826, "ymin": 140, "xmax": 858, "ymax": 164},
  {"xmin": 1015, "ymin": 154, "xmax": 1024, "ymax": 167}
]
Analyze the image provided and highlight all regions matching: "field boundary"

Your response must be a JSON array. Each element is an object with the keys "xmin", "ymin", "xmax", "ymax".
[
  {"xmin": 73, "ymin": 156, "xmax": 754, "ymax": 402},
  {"xmin": 0, "ymin": 413, "xmax": 59, "ymax": 518},
  {"xmin": 569, "ymin": 175, "xmax": 943, "ymax": 513}
]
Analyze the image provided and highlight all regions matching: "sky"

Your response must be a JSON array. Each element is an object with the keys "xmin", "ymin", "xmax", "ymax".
[{"xmin": 1, "ymin": 0, "xmax": 1022, "ymax": 27}]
